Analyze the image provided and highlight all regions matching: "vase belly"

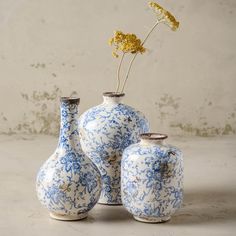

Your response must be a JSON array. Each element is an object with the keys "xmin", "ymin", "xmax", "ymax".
[
  {"xmin": 121, "ymin": 133, "xmax": 184, "ymax": 222},
  {"xmin": 79, "ymin": 93, "xmax": 149, "ymax": 205},
  {"xmin": 36, "ymin": 97, "xmax": 102, "ymax": 219}
]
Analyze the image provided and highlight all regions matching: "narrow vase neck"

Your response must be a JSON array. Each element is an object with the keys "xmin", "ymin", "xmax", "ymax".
[
  {"xmin": 58, "ymin": 98, "xmax": 80, "ymax": 149},
  {"xmin": 140, "ymin": 133, "xmax": 168, "ymax": 145},
  {"xmin": 140, "ymin": 139, "xmax": 165, "ymax": 145},
  {"xmin": 102, "ymin": 92, "xmax": 125, "ymax": 105}
]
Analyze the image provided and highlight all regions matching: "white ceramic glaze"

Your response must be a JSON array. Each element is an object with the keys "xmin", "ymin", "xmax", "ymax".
[
  {"xmin": 79, "ymin": 92, "xmax": 149, "ymax": 205},
  {"xmin": 121, "ymin": 133, "xmax": 183, "ymax": 223},
  {"xmin": 36, "ymin": 97, "xmax": 102, "ymax": 220}
]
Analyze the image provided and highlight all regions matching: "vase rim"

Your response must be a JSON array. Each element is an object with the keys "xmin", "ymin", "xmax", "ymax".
[
  {"xmin": 103, "ymin": 92, "xmax": 125, "ymax": 97},
  {"xmin": 140, "ymin": 133, "xmax": 168, "ymax": 140},
  {"xmin": 60, "ymin": 97, "xmax": 80, "ymax": 104}
]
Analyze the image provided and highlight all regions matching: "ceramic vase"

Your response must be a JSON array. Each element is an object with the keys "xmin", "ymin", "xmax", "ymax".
[
  {"xmin": 121, "ymin": 133, "xmax": 183, "ymax": 223},
  {"xmin": 36, "ymin": 97, "xmax": 101, "ymax": 221},
  {"xmin": 79, "ymin": 92, "xmax": 149, "ymax": 205}
]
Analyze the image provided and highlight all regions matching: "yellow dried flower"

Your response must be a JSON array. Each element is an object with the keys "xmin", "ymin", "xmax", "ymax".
[
  {"xmin": 112, "ymin": 52, "xmax": 119, "ymax": 58},
  {"xmin": 149, "ymin": 2, "xmax": 179, "ymax": 31},
  {"xmin": 108, "ymin": 38, "xmax": 113, "ymax": 45},
  {"xmin": 109, "ymin": 31, "xmax": 146, "ymax": 58}
]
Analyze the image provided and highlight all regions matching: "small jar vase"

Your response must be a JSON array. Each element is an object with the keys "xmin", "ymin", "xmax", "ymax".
[
  {"xmin": 79, "ymin": 92, "xmax": 149, "ymax": 205},
  {"xmin": 36, "ymin": 97, "xmax": 101, "ymax": 221},
  {"xmin": 121, "ymin": 133, "xmax": 183, "ymax": 223}
]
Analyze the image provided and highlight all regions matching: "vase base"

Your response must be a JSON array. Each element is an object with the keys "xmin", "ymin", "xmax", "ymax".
[
  {"xmin": 98, "ymin": 200, "xmax": 122, "ymax": 206},
  {"xmin": 98, "ymin": 195, "xmax": 122, "ymax": 205},
  {"xmin": 49, "ymin": 212, "xmax": 88, "ymax": 221},
  {"xmin": 133, "ymin": 215, "xmax": 170, "ymax": 223}
]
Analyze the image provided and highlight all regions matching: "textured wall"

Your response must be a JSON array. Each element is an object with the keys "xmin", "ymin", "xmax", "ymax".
[{"xmin": 0, "ymin": 0, "xmax": 235, "ymax": 136}]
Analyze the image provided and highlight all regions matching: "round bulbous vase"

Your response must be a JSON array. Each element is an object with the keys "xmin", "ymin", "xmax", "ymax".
[
  {"xmin": 121, "ymin": 133, "xmax": 183, "ymax": 223},
  {"xmin": 79, "ymin": 92, "xmax": 150, "ymax": 205},
  {"xmin": 36, "ymin": 97, "xmax": 102, "ymax": 221}
]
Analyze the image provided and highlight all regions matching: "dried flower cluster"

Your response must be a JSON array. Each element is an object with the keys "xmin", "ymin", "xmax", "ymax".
[
  {"xmin": 148, "ymin": 2, "xmax": 179, "ymax": 31},
  {"xmin": 109, "ymin": 31, "xmax": 146, "ymax": 58},
  {"xmin": 108, "ymin": 1, "xmax": 179, "ymax": 93}
]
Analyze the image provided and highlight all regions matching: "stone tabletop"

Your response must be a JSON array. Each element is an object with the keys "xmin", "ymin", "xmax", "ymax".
[{"xmin": 0, "ymin": 135, "xmax": 235, "ymax": 236}]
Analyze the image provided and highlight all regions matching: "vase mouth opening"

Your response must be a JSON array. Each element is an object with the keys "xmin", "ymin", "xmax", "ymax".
[
  {"xmin": 103, "ymin": 92, "xmax": 125, "ymax": 98},
  {"xmin": 140, "ymin": 133, "xmax": 168, "ymax": 140},
  {"xmin": 60, "ymin": 97, "xmax": 80, "ymax": 104}
]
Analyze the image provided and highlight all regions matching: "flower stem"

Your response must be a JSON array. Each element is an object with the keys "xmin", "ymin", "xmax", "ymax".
[
  {"xmin": 120, "ymin": 53, "xmax": 137, "ymax": 93},
  {"xmin": 142, "ymin": 19, "xmax": 162, "ymax": 46},
  {"xmin": 116, "ymin": 52, "xmax": 125, "ymax": 93},
  {"xmin": 121, "ymin": 19, "xmax": 163, "ymax": 93}
]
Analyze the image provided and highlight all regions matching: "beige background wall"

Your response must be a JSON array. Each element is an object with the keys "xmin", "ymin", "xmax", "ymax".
[{"xmin": 0, "ymin": 0, "xmax": 235, "ymax": 136}]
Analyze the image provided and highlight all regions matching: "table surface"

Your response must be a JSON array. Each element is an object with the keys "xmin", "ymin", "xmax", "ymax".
[{"xmin": 0, "ymin": 134, "xmax": 235, "ymax": 236}]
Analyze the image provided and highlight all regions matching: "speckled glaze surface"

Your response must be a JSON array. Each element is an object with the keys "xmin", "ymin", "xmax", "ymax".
[
  {"xmin": 121, "ymin": 133, "xmax": 183, "ymax": 223},
  {"xmin": 36, "ymin": 98, "xmax": 101, "ymax": 220},
  {"xmin": 78, "ymin": 92, "xmax": 149, "ymax": 205}
]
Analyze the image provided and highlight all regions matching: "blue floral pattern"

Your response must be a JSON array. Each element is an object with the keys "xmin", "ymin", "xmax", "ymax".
[
  {"xmin": 36, "ymin": 98, "xmax": 101, "ymax": 219},
  {"xmin": 79, "ymin": 94, "xmax": 149, "ymax": 204},
  {"xmin": 121, "ymin": 139, "xmax": 183, "ymax": 221}
]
